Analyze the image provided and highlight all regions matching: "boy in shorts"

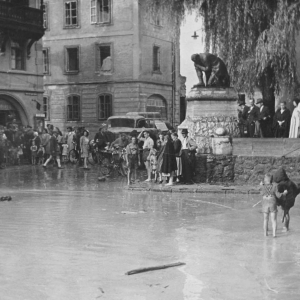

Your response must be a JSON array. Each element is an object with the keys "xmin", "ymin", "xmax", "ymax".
[
  {"xmin": 125, "ymin": 136, "xmax": 140, "ymax": 185},
  {"xmin": 260, "ymin": 173, "xmax": 287, "ymax": 237}
]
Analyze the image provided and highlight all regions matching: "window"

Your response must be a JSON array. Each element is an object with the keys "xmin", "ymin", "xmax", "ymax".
[
  {"xmin": 147, "ymin": 95, "xmax": 167, "ymax": 119},
  {"xmin": 67, "ymin": 95, "xmax": 80, "ymax": 121},
  {"xmin": 65, "ymin": 47, "xmax": 79, "ymax": 73},
  {"xmin": 153, "ymin": 46, "xmax": 160, "ymax": 72},
  {"xmin": 96, "ymin": 44, "xmax": 112, "ymax": 72},
  {"xmin": 42, "ymin": 48, "xmax": 49, "ymax": 74},
  {"xmin": 42, "ymin": 3, "xmax": 48, "ymax": 29},
  {"xmin": 65, "ymin": 0, "xmax": 78, "ymax": 27},
  {"xmin": 98, "ymin": 94, "xmax": 112, "ymax": 119},
  {"xmin": 11, "ymin": 42, "xmax": 25, "ymax": 70},
  {"xmin": 43, "ymin": 96, "xmax": 50, "ymax": 120},
  {"xmin": 151, "ymin": 6, "xmax": 163, "ymax": 27},
  {"xmin": 91, "ymin": 0, "xmax": 111, "ymax": 24}
]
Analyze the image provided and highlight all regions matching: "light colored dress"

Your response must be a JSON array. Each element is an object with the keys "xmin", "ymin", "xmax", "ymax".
[
  {"xmin": 66, "ymin": 132, "xmax": 75, "ymax": 153},
  {"xmin": 80, "ymin": 136, "xmax": 89, "ymax": 158},
  {"xmin": 289, "ymin": 106, "xmax": 300, "ymax": 138}
]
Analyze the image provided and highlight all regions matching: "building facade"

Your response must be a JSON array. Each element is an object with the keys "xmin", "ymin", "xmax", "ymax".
[
  {"xmin": 0, "ymin": 0, "xmax": 45, "ymax": 129},
  {"xmin": 43, "ymin": 0, "xmax": 181, "ymax": 134}
]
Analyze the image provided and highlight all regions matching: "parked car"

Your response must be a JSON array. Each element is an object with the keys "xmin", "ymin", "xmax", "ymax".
[
  {"xmin": 126, "ymin": 112, "xmax": 162, "ymax": 119},
  {"xmin": 107, "ymin": 115, "xmax": 155, "ymax": 135},
  {"xmin": 125, "ymin": 112, "xmax": 174, "ymax": 133}
]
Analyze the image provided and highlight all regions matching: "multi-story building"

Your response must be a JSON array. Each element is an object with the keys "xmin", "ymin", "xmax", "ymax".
[
  {"xmin": 43, "ymin": 0, "xmax": 181, "ymax": 134},
  {"xmin": 0, "ymin": 0, "xmax": 45, "ymax": 129}
]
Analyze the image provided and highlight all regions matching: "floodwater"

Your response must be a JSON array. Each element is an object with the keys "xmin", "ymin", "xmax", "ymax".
[{"xmin": 0, "ymin": 165, "xmax": 300, "ymax": 300}]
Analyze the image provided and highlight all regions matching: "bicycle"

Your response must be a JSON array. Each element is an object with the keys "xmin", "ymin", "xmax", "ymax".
[{"xmin": 99, "ymin": 146, "xmax": 128, "ymax": 177}]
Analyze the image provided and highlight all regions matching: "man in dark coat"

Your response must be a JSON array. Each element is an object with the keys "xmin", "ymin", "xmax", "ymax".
[
  {"xmin": 246, "ymin": 99, "xmax": 260, "ymax": 137},
  {"xmin": 237, "ymin": 100, "xmax": 250, "ymax": 137},
  {"xmin": 273, "ymin": 101, "xmax": 291, "ymax": 138},
  {"xmin": 255, "ymin": 99, "xmax": 272, "ymax": 137}
]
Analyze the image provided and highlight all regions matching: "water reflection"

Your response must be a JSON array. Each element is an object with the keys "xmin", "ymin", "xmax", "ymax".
[{"xmin": 0, "ymin": 166, "xmax": 299, "ymax": 299}]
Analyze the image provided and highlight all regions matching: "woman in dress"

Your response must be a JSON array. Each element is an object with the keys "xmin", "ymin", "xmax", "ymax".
[
  {"xmin": 80, "ymin": 129, "xmax": 90, "ymax": 169},
  {"xmin": 160, "ymin": 134, "xmax": 177, "ymax": 186},
  {"xmin": 289, "ymin": 98, "xmax": 300, "ymax": 138},
  {"xmin": 43, "ymin": 130, "xmax": 62, "ymax": 169},
  {"xmin": 41, "ymin": 128, "xmax": 51, "ymax": 163}
]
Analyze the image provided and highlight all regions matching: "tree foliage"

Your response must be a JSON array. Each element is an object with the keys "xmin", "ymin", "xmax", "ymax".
[{"xmin": 148, "ymin": 0, "xmax": 300, "ymax": 96}]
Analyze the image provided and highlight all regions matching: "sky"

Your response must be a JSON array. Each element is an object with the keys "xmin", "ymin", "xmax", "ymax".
[{"xmin": 180, "ymin": 13, "xmax": 205, "ymax": 92}]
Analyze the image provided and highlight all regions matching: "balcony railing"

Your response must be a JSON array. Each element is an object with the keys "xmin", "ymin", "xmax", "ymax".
[{"xmin": 0, "ymin": 2, "xmax": 44, "ymax": 39}]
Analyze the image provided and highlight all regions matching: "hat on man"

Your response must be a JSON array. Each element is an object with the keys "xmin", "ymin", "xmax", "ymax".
[
  {"xmin": 181, "ymin": 129, "xmax": 188, "ymax": 134},
  {"xmin": 256, "ymin": 98, "xmax": 264, "ymax": 104},
  {"xmin": 238, "ymin": 100, "xmax": 246, "ymax": 106}
]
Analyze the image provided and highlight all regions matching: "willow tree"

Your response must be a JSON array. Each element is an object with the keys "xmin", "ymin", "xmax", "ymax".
[{"xmin": 148, "ymin": 0, "xmax": 300, "ymax": 108}]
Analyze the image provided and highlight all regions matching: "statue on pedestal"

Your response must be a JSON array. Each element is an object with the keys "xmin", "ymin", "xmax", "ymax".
[{"xmin": 191, "ymin": 53, "xmax": 230, "ymax": 88}]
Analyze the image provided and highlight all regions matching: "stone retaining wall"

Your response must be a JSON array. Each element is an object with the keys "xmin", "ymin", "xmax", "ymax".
[{"xmin": 194, "ymin": 154, "xmax": 300, "ymax": 184}]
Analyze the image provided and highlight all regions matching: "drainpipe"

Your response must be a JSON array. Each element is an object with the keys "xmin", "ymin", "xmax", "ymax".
[{"xmin": 171, "ymin": 39, "xmax": 176, "ymax": 127}]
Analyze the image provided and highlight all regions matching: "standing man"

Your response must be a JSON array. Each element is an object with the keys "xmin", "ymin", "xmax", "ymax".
[
  {"xmin": 256, "ymin": 99, "xmax": 271, "ymax": 137},
  {"xmin": 237, "ymin": 99, "xmax": 250, "ymax": 137},
  {"xmin": 94, "ymin": 124, "xmax": 109, "ymax": 150},
  {"xmin": 180, "ymin": 129, "xmax": 197, "ymax": 185},
  {"xmin": 125, "ymin": 136, "xmax": 140, "ymax": 185},
  {"xmin": 138, "ymin": 130, "xmax": 154, "ymax": 182},
  {"xmin": 171, "ymin": 132, "xmax": 182, "ymax": 183},
  {"xmin": 246, "ymin": 99, "xmax": 260, "ymax": 137},
  {"xmin": 273, "ymin": 101, "xmax": 291, "ymax": 138}
]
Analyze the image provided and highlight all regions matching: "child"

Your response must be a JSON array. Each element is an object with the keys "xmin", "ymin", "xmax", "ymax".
[
  {"xmin": 260, "ymin": 173, "xmax": 287, "ymax": 237},
  {"xmin": 17, "ymin": 145, "xmax": 23, "ymax": 165},
  {"xmin": 61, "ymin": 142, "xmax": 69, "ymax": 163},
  {"xmin": 149, "ymin": 148, "xmax": 158, "ymax": 182},
  {"xmin": 273, "ymin": 167, "xmax": 300, "ymax": 232},
  {"xmin": 30, "ymin": 140, "xmax": 38, "ymax": 165}
]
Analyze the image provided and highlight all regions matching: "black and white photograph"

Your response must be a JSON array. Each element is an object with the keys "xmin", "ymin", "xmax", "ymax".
[{"xmin": 0, "ymin": 0, "xmax": 300, "ymax": 299}]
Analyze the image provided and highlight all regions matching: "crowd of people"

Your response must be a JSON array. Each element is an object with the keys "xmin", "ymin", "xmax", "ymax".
[
  {"xmin": 237, "ymin": 97, "xmax": 300, "ymax": 138},
  {"xmin": 0, "ymin": 121, "xmax": 198, "ymax": 186}
]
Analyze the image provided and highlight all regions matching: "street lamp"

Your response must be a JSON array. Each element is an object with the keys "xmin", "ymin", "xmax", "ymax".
[{"xmin": 191, "ymin": 31, "xmax": 199, "ymax": 39}]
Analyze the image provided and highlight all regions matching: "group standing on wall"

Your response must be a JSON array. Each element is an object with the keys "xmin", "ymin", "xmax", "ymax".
[{"xmin": 237, "ymin": 97, "xmax": 300, "ymax": 138}]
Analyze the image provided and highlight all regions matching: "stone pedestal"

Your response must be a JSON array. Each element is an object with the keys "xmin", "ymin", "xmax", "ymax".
[{"xmin": 178, "ymin": 87, "xmax": 238, "ymax": 154}]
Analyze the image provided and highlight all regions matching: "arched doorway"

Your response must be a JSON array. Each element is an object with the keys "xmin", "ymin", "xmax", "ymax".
[
  {"xmin": 0, "ymin": 94, "xmax": 29, "ymax": 127},
  {"xmin": 146, "ymin": 94, "xmax": 167, "ymax": 120}
]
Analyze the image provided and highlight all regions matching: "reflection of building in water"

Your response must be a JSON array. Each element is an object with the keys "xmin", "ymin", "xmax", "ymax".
[
  {"xmin": 0, "ymin": 0, "xmax": 45, "ymax": 128},
  {"xmin": 43, "ymin": 0, "xmax": 182, "ymax": 135}
]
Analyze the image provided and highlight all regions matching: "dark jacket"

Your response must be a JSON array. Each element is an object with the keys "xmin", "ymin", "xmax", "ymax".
[
  {"xmin": 173, "ymin": 139, "xmax": 182, "ymax": 157},
  {"xmin": 273, "ymin": 167, "xmax": 300, "ymax": 210},
  {"xmin": 238, "ymin": 105, "xmax": 250, "ymax": 124},
  {"xmin": 258, "ymin": 106, "xmax": 271, "ymax": 121},
  {"xmin": 273, "ymin": 108, "xmax": 291, "ymax": 138},
  {"xmin": 161, "ymin": 140, "xmax": 177, "ymax": 174},
  {"xmin": 247, "ymin": 105, "xmax": 259, "ymax": 123}
]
